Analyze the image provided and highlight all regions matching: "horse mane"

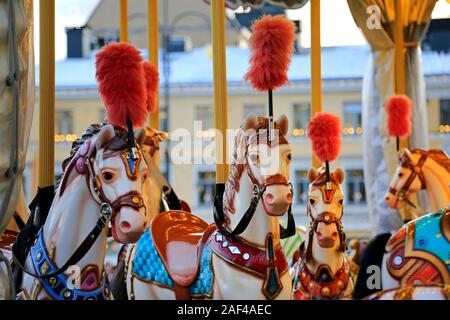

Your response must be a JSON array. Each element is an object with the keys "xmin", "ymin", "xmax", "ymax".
[
  {"xmin": 309, "ymin": 168, "xmax": 341, "ymax": 190},
  {"xmin": 56, "ymin": 123, "xmax": 130, "ymax": 190},
  {"xmin": 223, "ymin": 117, "xmax": 288, "ymax": 220},
  {"xmin": 412, "ymin": 149, "xmax": 450, "ymax": 173}
]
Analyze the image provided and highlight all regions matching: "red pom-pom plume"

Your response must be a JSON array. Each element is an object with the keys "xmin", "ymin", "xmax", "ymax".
[
  {"xmin": 142, "ymin": 61, "xmax": 159, "ymax": 113},
  {"xmin": 307, "ymin": 113, "xmax": 342, "ymax": 163},
  {"xmin": 244, "ymin": 15, "xmax": 296, "ymax": 91},
  {"xmin": 385, "ymin": 95, "xmax": 412, "ymax": 138},
  {"xmin": 96, "ymin": 43, "xmax": 148, "ymax": 129}
]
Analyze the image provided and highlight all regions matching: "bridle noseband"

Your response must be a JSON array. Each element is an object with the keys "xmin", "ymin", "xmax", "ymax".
[{"xmin": 388, "ymin": 153, "xmax": 427, "ymax": 207}]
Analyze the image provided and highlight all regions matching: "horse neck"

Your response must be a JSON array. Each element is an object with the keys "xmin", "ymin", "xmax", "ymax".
[
  {"xmin": 421, "ymin": 157, "xmax": 450, "ymax": 211},
  {"xmin": 43, "ymin": 174, "xmax": 108, "ymax": 273},
  {"xmin": 305, "ymin": 230, "xmax": 345, "ymax": 275},
  {"xmin": 231, "ymin": 172, "xmax": 280, "ymax": 248}
]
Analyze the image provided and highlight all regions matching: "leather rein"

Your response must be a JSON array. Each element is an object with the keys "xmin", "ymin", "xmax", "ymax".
[
  {"xmin": 13, "ymin": 140, "xmax": 145, "ymax": 279},
  {"xmin": 214, "ymin": 148, "xmax": 295, "ymax": 239},
  {"xmin": 388, "ymin": 153, "xmax": 427, "ymax": 208}
]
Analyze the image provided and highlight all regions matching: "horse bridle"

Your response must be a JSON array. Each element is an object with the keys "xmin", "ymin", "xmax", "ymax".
[
  {"xmin": 305, "ymin": 184, "xmax": 346, "ymax": 261},
  {"xmin": 214, "ymin": 141, "xmax": 296, "ymax": 239},
  {"xmin": 388, "ymin": 153, "xmax": 427, "ymax": 208},
  {"xmin": 13, "ymin": 139, "xmax": 146, "ymax": 279}
]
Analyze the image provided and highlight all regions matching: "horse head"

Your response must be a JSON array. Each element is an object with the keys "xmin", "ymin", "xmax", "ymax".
[
  {"xmin": 385, "ymin": 149, "xmax": 426, "ymax": 209},
  {"xmin": 59, "ymin": 124, "xmax": 148, "ymax": 244},
  {"xmin": 306, "ymin": 167, "xmax": 346, "ymax": 259}
]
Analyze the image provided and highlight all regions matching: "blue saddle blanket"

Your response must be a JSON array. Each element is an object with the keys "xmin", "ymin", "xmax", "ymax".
[{"xmin": 132, "ymin": 228, "xmax": 213, "ymax": 297}]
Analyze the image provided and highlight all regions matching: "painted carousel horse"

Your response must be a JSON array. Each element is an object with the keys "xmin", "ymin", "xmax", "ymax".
[
  {"xmin": 117, "ymin": 115, "xmax": 295, "ymax": 300},
  {"xmin": 14, "ymin": 124, "xmax": 148, "ymax": 300},
  {"xmin": 385, "ymin": 148, "xmax": 450, "ymax": 214},
  {"xmin": 292, "ymin": 167, "xmax": 355, "ymax": 300},
  {"xmin": 354, "ymin": 207, "xmax": 450, "ymax": 299}
]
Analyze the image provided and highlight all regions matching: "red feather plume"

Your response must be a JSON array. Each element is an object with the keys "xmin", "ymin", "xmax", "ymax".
[
  {"xmin": 244, "ymin": 15, "xmax": 296, "ymax": 91},
  {"xmin": 96, "ymin": 43, "xmax": 148, "ymax": 129},
  {"xmin": 385, "ymin": 95, "xmax": 412, "ymax": 138},
  {"xmin": 142, "ymin": 61, "xmax": 159, "ymax": 113},
  {"xmin": 307, "ymin": 113, "xmax": 342, "ymax": 163}
]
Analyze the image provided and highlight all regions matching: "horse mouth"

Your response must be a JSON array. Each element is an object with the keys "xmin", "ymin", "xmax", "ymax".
[{"xmin": 262, "ymin": 200, "xmax": 290, "ymax": 216}]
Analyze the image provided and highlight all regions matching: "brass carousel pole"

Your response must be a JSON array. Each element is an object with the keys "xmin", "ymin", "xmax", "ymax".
[
  {"xmin": 310, "ymin": 0, "xmax": 322, "ymax": 168},
  {"xmin": 39, "ymin": 0, "xmax": 55, "ymax": 188},
  {"xmin": 211, "ymin": 0, "xmax": 229, "ymax": 184},
  {"xmin": 147, "ymin": 0, "xmax": 160, "ymax": 167},
  {"xmin": 120, "ymin": 0, "xmax": 129, "ymax": 43}
]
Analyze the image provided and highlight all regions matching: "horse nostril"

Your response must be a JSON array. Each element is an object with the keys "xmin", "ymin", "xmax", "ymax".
[
  {"xmin": 385, "ymin": 196, "xmax": 390, "ymax": 201},
  {"xmin": 265, "ymin": 193, "xmax": 274, "ymax": 204},
  {"xmin": 286, "ymin": 193, "xmax": 292, "ymax": 203},
  {"xmin": 332, "ymin": 232, "xmax": 338, "ymax": 238},
  {"xmin": 120, "ymin": 221, "xmax": 131, "ymax": 233}
]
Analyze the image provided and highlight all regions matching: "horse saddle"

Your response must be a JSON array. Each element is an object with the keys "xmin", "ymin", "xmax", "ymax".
[{"xmin": 150, "ymin": 211, "xmax": 216, "ymax": 299}]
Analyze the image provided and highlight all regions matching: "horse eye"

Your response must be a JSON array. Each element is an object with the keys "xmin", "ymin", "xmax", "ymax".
[
  {"xmin": 103, "ymin": 171, "xmax": 114, "ymax": 181},
  {"xmin": 399, "ymin": 173, "xmax": 404, "ymax": 177},
  {"xmin": 339, "ymin": 199, "xmax": 343, "ymax": 205},
  {"xmin": 309, "ymin": 198, "xmax": 316, "ymax": 205},
  {"xmin": 287, "ymin": 154, "xmax": 292, "ymax": 161}
]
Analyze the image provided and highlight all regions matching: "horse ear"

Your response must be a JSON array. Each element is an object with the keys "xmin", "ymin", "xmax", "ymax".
[
  {"xmin": 134, "ymin": 128, "xmax": 147, "ymax": 146},
  {"xmin": 401, "ymin": 148, "xmax": 412, "ymax": 160},
  {"xmin": 244, "ymin": 114, "xmax": 258, "ymax": 131},
  {"xmin": 334, "ymin": 167, "xmax": 345, "ymax": 184},
  {"xmin": 96, "ymin": 124, "xmax": 115, "ymax": 150},
  {"xmin": 276, "ymin": 114, "xmax": 289, "ymax": 136},
  {"xmin": 307, "ymin": 167, "xmax": 319, "ymax": 182}
]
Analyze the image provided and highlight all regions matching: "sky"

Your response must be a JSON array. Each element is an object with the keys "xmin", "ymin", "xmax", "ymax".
[{"xmin": 33, "ymin": 0, "xmax": 450, "ymax": 62}]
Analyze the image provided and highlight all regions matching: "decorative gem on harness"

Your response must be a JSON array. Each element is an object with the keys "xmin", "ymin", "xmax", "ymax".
[{"xmin": 29, "ymin": 231, "xmax": 111, "ymax": 300}]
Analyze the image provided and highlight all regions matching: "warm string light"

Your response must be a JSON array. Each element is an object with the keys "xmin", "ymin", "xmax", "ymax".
[
  {"xmin": 54, "ymin": 134, "xmax": 78, "ymax": 143},
  {"xmin": 343, "ymin": 127, "xmax": 363, "ymax": 136},
  {"xmin": 439, "ymin": 124, "xmax": 450, "ymax": 133}
]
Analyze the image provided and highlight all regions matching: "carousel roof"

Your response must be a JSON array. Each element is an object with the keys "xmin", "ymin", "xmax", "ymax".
[{"xmin": 36, "ymin": 45, "xmax": 450, "ymax": 89}]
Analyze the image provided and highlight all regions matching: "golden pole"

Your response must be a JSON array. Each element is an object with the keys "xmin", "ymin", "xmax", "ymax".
[
  {"xmin": 147, "ymin": 0, "xmax": 160, "ymax": 167},
  {"xmin": 120, "ymin": 0, "xmax": 129, "ymax": 42},
  {"xmin": 394, "ymin": 0, "xmax": 408, "ymax": 150},
  {"xmin": 211, "ymin": 0, "xmax": 229, "ymax": 184},
  {"xmin": 39, "ymin": 0, "xmax": 55, "ymax": 188},
  {"xmin": 311, "ymin": 0, "xmax": 322, "ymax": 168}
]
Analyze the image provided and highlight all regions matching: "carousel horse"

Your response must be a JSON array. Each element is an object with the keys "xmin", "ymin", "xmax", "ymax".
[
  {"xmin": 117, "ymin": 115, "xmax": 295, "ymax": 300},
  {"xmin": 385, "ymin": 148, "xmax": 450, "ymax": 214},
  {"xmin": 353, "ymin": 207, "xmax": 450, "ymax": 299},
  {"xmin": 14, "ymin": 124, "xmax": 148, "ymax": 300},
  {"xmin": 292, "ymin": 167, "xmax": 355, "ymax": 300}
]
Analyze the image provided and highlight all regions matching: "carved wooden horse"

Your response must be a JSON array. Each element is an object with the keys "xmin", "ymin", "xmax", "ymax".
[
  {"xmin": 15, "ymin": 124, "xmax": 148, "ymax": 300},
  {"xmin": 121, "ymin": 115, "xmax": 295, "ymax": 300},
  {"xmin": 385, "ymin": 149, "xmax": 450, "ymax": 214},
  {"xmin": 292, "ymin": 167, "xmax": 354, "ymax": 300}
]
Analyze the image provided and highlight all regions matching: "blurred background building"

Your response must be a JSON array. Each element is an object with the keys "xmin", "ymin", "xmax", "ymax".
[{"xmin": 25, "ymin": 0, "xmax": 450, "ymax": 239}]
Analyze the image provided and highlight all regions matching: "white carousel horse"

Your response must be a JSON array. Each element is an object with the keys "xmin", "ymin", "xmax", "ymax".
[
  {"xmin": 292, "ymin": 167, "xmax": 355, "ymax": 300},
  {"xmin": 366, "ymin": 285, "xmax": 449, "ymax": 300},
  {"xmin": 353, "ymin": 208, "xmax": 450, "ymax": 299},
  {"xmin": 385, "ymin": 148, "xmax": 450, "ymax": 214},
  {"xmin": 120, "ymin": 115, "xmax": 295, "ymax": 300},
  {"xmin": 15, "ymin": 124, "xmax": 148, "ymax": 300}
]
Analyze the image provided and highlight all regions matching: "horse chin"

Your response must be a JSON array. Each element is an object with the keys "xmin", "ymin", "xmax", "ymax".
[{"xmin": 112, "ymin": 209, "xmax": 146, "ymax": 244}]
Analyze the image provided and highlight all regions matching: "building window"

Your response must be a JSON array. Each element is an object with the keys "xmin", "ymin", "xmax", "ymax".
[
  {"xmin": 244, "ymin": 103, "xmax": 265, "ymax": 119},
  {"xmin": 195, "ymin": 105, "xmax": 213, "ymax": 130},
  {"xmin": 439, "ymin": 99, "xmax": 450, "ymax": 133},
  {"xmin": 292, "ymin": 103, "xmax": 310, "ymax": 137},
  {"xmin": 346, "ymin": 169, "xmax": 366, "ymax": 205},
  {"xmin": 56, "ymin": 111, "xmax": 73, "ymax": 135},
  {"xmin": 294, "ymin": 170, "xmax": 309, "ymax": 204},
  {"xmin": 343, "ymin": 102, "xmax": 363, "ymax": 136},
  {"xmin": 197, "ymin": 171, "xmax": 215, "ymax": 206}
]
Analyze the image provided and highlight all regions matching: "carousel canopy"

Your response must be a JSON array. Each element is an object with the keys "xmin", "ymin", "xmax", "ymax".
[{"xmin": 204, "ymin": 0, "xmax": 309, "ymax": 10}]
